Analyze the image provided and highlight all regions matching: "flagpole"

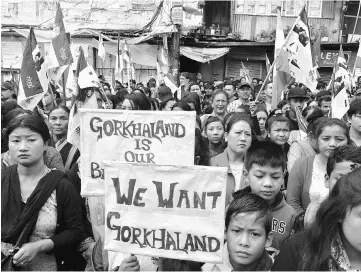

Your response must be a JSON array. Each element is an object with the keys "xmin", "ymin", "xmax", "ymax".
[
  {"xmin": 255, "ymin": 10, "xmax": 304, "ymax": 101},
  {"xmin": 62, "ymin": 73, "xmax": 66, "ymax": 106}
]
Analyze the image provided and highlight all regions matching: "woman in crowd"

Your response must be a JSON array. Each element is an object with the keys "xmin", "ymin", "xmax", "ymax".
[
  {"xmin": 2, "ymin": 108, "xmax": 65, "ymax": 172},
  {"xmin": 211, "ymin": 113, "xmax": 253, "ymax": 205},
  {"xmin": 255, "ymin": 107, "xmax": 268, "ymax": 140},
  {"xmin": 273, "ymin": 168, "xmax": 361, "ymax": 271},
  {"xmin": 121, "ymin": 92, "xmax": 152, "ymax": 111},
  {"xmin": 1, "ymin": 115, "xmax": 84, "ymax": 270},
  {"xmin": 200, "ymin": 90, "xmax": 228, "ymax": 128},
  {"xmin": 204, "ymin": 116, "xmax": 225, "ymax": 157},
  {"xmin": 48, "ymin": 106, "xmax": 80, "ymax": 173},
  {"xmin": 160, "ymin": 97, "xmax": 176, "ymax": 111},
  {"xmin": 287, "ymin": 118, "xmax": 350, "ymax": 213},
  {"xmin": 172, "ymin": 101, "xmax": 192, "ymax": 111},
  {"xmin": 183, "ymin": 92, "xmax": 201, "ymax": 116},
  {"xmin": 287, "ymin": 109, "xmax": 325, "ymax": 173}
]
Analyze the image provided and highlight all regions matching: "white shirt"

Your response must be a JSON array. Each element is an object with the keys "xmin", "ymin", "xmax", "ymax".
[{"xmin": 309, "ymin": 155, "xmax": 329, "ymax": 204}]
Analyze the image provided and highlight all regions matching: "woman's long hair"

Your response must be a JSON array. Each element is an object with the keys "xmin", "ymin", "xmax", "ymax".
[{"xmin": 300, "ymin": 168, "xmax": 361, "ymax": 271}]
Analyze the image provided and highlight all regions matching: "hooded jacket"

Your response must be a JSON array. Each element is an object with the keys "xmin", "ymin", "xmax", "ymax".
[{"xmin": 240, "ymin": 187, "xmax": 297, "ymax": 252}]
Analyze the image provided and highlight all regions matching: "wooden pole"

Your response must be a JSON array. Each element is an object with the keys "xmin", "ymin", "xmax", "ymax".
[{"xmin": 62, "ymin": 73, "xmax": 66, "ymax": 106}]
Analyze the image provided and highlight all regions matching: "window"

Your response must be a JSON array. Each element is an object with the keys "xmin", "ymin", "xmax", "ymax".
[
  {"xmin": 308, "ymin": 0, "xmax": 322, "ymax": 18},
  {"xmin": 271, "ymin": 0, "xmax": 282, "ymax": 15},
  {"xmin": 257, "ymin": 0, "xmax": 267, "ymax": 15},
  {"xmin": 234, "ymin": 0, "xmax": 323, "ymax": 17},
  {"xmin": 283, "ymin": 0, "xmax": 322, "ymax": 18},
  {"xmin": 8, "ymin": 2, "xmax": 19, "ymax": 18}
]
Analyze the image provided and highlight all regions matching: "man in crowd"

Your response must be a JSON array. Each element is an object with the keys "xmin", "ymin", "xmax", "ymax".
[
  {"xmin": 285, "ymin": 87, "xmax": 308, "ymax": 131},
  {"xmin": 1, "ymin": 81, "xmax": 17, "ymax": 103},
  {"xmin": 318, "ymin": 95, "xmax": 332, "ymax": 117},
  {"xmin": 227, "ymin": 81, "xmax": 252, "ymax": 112},
  {"xmin": 223, "ymin": 80, "xmax": 237, "ymax": 104}
]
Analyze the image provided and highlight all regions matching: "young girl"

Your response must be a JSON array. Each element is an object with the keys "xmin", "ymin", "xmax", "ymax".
[
  {"xmin": 266, "ymin": 110, "xmax": 291, "ymax": 155},
  {"xmin": 255, "ymin": 108, "xmax": 268, "ymax": 140},
  {"xmin": 204, "ymin": 116, "xmax": 225, "ymax": 157},
  {"xmin": 49, "ymin": 105, "xmax": 80, "ymax": 173},
  {"xmin": 211, "ymin": 113, "xmax": 253, "ymax": 205},
  {"xmin": 287, "ymin": 118, "xmax": 350, "ymax": 213},
  {"xmin": 273, "ymin": 168, "xmax": 361, "ymax": 271}
]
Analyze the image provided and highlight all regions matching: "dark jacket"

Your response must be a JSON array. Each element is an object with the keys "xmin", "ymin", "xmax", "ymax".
[
  {"xmin": 271, "ymin": 233, "xmax": 304, "ymax": 271},
  {"xmin": 52, "ymin": 176, "xmax": 86, "ymax": 270}
]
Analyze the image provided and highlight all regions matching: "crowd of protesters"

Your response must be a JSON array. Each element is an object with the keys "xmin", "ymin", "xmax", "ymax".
[{"xmin": 1, "ymin": 71, "xmax": 361, "ymax": 271}]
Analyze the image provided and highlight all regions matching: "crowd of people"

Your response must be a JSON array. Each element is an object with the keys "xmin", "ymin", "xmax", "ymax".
[{"xmin": 1, "ymin": 70, "xmax": 361, "ymax": 271}]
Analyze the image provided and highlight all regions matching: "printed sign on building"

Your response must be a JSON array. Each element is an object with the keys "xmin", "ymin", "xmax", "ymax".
[
  {"xmin": 319, "ymin": 51, "xmax": 352, "ymax": 67},
  {"xmin": 104, "ymin": 162, "xmax": 227, "ymax": 263}
]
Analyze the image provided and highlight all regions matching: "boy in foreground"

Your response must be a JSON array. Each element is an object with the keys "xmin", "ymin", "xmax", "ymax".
[
  {"xmin": 235, "ymin": 142, "xmax": 297, "ymax": 254},
  {"xmin": 202, "ymin": 192, "xmax": 274, "ymax": 271}
]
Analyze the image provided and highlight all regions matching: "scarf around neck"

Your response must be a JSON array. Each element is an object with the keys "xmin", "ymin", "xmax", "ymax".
[{"xmin": 1, "ymin": 165, "xmax": 64, "ymax": 245}]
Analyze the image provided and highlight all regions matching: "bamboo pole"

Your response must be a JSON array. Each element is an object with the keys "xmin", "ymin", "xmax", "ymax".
[{"xmin": 62, "ymin": 73, "xmax": 66, "ymax": 106}]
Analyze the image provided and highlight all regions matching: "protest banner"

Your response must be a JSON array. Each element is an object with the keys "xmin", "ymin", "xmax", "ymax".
[
  {"xmin": 104, "ymin": 162, "xmax": 228, "ymax": 263},
  {"xmin": 80, "ymin": 109, "xmax": 196, "ymax": 196}
]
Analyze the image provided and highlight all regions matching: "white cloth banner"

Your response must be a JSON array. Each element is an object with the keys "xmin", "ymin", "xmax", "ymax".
[
  {"xmin": 80, "ymin": 109, "xmax": 196, "ymax": 196},
  {"xmin": 180, "ymin": 46, "xmax": 230, "ymax": 63},
  {"xmin": 104, "ymin": 162, "xmax": 227, "ymax": 263}
]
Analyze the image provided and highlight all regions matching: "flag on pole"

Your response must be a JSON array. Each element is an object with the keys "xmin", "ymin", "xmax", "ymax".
[
  {"xmin": 241, "ymin": 62, "xmax": 252, "ymax": 82},
  {"xmin": 331, "ymin": 45, "xmax": 351, "ymax": 119},
  {"xmin": 123, "ymin": 41, "xmax": 136, "ymax": 80},
  {"xmin": 46, "ymin": 2, "xmax": 73, "ymax": 83},
  {"xmin": 17, "ymin": 28, "xmax": 50, "ymax": 110},
  {"xmin": 157, "ymin": 46, "xmax": 169, "ymax": 83},
  {"xmin": 311, "ymin": 34, "xmax": 321, "ymax": 80},
  {"xmin": 67, "ymin": 46, "xmax": 99, "ymax": 150},
  {"xmin": 115, "ymin": 33, "xmax": 123, "ymax": 77},
  {"xmin": 76, "ymin": 47, "xmax": 99, "ymax": 89},
  {"xmin": 265, "ymin": 53, "xmax": 271, "ymax": 75},
  {"xmin": 272, "ymin": 7, "xmax": 292, "ymax": 109},
  {"xmin": 312, "ymin": 35, "xmax": 321, "ymax": 66},
  {"xmin": 98, "ymin": 33, "xmax": 106, "ymax": 61},
  {"xmin": 284, "ymin": 6, "xmax": 317, "ymax": 91}
]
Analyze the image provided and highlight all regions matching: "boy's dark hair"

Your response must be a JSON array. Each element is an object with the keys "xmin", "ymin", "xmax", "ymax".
[
  {"xmin": 226, "ymin": 191, "xmax": 272, "ymax": 235},
  {"xmin": 347, "ymin": 99, "xmax": 361, "ymax": 118},
  {"xmin": 326, "ymin": 145, "xmax": 361, "ymax": 176},
  {"xmin": 244, "ymin": 141, "xmax": 286, "ymax": 171},
  {"xmin": 317, "ymin": 95, "xmax": 332, "ymax": 107}
]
